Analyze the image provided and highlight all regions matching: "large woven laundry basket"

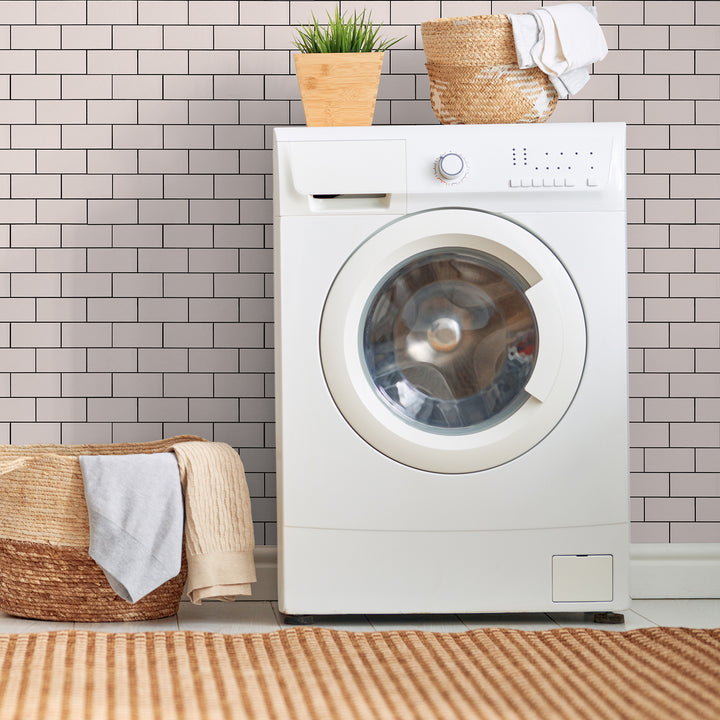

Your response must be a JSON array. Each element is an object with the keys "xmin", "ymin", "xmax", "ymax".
[
  {"xmin": 0, "ymin": 435, "xmax": 202, "ymax": 622},
  {"xmin": 421, "ymin": 14, "xmax": 557, "ymax": 124}
]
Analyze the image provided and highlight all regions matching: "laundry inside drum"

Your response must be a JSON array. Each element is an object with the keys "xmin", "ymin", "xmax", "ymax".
[{"xmin": 362, "ymin": 248, "xmax": 538, "ymax": 432}]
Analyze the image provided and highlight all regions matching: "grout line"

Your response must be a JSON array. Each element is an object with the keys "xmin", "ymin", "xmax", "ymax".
[
  {"xmin": 630, "ymin": 606, "xmax": 661, "ymax": 627},
  {"xmin": 269, "ymin": 600, "xmax": 283, "ymax": 628}
]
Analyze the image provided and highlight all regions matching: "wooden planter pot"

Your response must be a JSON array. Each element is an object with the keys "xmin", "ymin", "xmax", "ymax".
[{"xmin": 294, "ymin": 52, "xmax": 384, "ymax": 127}]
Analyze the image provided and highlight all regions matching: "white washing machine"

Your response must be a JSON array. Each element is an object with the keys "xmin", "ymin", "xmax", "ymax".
[{"xmin": 273, "ymin": 123, "xmax": 629, "ymax": 615}]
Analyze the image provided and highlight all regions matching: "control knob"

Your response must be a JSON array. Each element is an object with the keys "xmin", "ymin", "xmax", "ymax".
[{"xmin": 436, "ymin": 152, "xmax": 467, "ymax": 183}]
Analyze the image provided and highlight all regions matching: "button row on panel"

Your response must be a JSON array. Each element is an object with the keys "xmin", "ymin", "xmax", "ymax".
[
  {"xmin": 509, "ymin": 177, "xmax": 599, "ymax": 188},
  {"xmin": 512, "ymin": 177, "xmax": 572, "ymax": 188}
]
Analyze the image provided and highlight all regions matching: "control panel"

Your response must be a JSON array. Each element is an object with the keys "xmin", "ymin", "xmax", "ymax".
[
  {"xmin": 509, "ymin": 145, "xmax": 602, "ymax": 189},
  {"xmin": 426, "ymin": 135, "xmax": 612, "ymax": 194},
  {"xmin": 275, "ymin": 122, "xmax": 626, "ymax": 215}
]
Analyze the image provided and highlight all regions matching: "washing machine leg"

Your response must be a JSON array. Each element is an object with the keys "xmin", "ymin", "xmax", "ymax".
[
  {"xmin": 282, "ymin": 613, "xmax": 316, "ymax": 626},
  {"xmin": 593, "ymin": 612, "xmax": 625, "ymax": 625}
]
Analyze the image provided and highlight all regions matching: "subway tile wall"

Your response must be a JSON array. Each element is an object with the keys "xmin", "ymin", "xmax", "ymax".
[{"xmin": 0, "ymin": 0, "xmax": 718, "ymax": 545}]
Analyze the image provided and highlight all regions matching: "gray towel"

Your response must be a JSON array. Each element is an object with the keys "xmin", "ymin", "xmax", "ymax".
[{"xmin": 79, "ymin": 452, "xmax": 184, "ymax": 604}]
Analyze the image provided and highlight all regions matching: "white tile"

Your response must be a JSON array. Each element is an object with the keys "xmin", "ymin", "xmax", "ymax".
[
  {"xmin": 368, "ymin": 614, "xmax": 466, "ymax": 633},
  {"xmin": 178, "ymin": 601, "xmax": 281, "ymax": 634},
  {"xmin": 114, "ymin": 26, "xmax": 163, "ymax": 50},
  {"xmin": 87, "ymin": 1, "xmax": 138, "ymax": 25},
  {"xmin": 189, "ymin": 50, "xmax": 238, "ymax": 75},
  {"xmin": 632, "ymin": 599, "xmax": 720, "ymax": 629},
  {"xmin": 74, "ymin": 616, "xmax": 179, "ymax": 633},
  {"xmin": 0, "ymin": 149, "xmax": 35, "ymax": 173},
  {"xmin": 138, "ymin": 50, "xmax": 189, "ymax": 75},
  {"xmin": 0, "ymin": 1, "xmax": 36, "ymax": 24},
  {"xmin": 61, "ymin": 125, "xmax": 112, "ymax": 150},
  {"xmin": 12, "ymin": 125, "xmax": 61, "ymax": 149},
  {"xmin": 0, "ymin": 612, "xmax": 73, "ymax": 634},
  {"xmin": 138, "ymin": 1, "xmax": 188, "ymax": 25},
  {"xmin": 113, "ymin": 75, "xmax": 163, "ymax": 99},
  {"xmin": 189, "ymin": 0, "xmax": 239, "ymax": 26},
  {"xmin": 8, "ymin": 422, "xmax": 61, "ymax": 444},
  {"xmin": 546, "ymin": 609, "xmax": 658, "ymax": 631},
  {"xmin": 36, "ymin": 50, "xmax": 86, "ymax": 74},
  {"xmin": 37, "ymin": 1, "xmax": 86, "ymax": 24},
  {"xmin": 240, "ymin": 1, "xmax": 288, "ymax": 25},
  {"xmin": 461, "ymin": 613, "xmax": 558, "ymax": 632},
  {"xmin": 35, "ymin": 199, "xmax": 87, "ymax": 224},
  {"xmin": 11, "ymin": 74, "xmax": 60, "ymax": 99},
  {"xmin": 62, "ymin": 25, "xmax": 112, "ymax": 50},
  {"xmin": 165, "ymin": 26, "xmax": 214, "ymax": 50}
]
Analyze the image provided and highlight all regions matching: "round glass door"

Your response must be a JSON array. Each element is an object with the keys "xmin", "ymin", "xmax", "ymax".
[
  {"xmin": 320, "ymin": 208, "xmax": 586, "ymax": 473},
  {"xmin": 362, "ymin": 249, "xmax": 537, "ymax": 433}
]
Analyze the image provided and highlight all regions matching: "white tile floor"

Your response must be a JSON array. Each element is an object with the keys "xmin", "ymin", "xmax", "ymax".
[{"xmin": 1, "ymin": 599, "xmax": 719, "ymax": 634}]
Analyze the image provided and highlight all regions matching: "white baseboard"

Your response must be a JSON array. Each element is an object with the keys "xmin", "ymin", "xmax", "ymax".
[
  {"xmin": 630, "ymin": 543, "xmax": 720, "ymax": 599},
  {"xmin": 240, "ymin": 543, "xmax": 720, "ymax": 603}
]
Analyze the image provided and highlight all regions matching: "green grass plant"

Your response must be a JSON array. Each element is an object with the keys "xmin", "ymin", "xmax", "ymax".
[{"xmin": 293, "ymin": 6, "xmax": 404, "ymax": 53}]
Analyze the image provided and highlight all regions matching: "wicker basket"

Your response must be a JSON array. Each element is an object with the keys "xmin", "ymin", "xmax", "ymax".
[
  {"xmin": 0, "ymin": 435, "xmax": 203, "ymax": 622},
  {"xmin": 421, "ymin": 14, "xmax": 557, "ymax": 124}
]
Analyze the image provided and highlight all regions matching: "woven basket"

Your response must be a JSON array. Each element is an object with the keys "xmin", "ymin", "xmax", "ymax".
[
  {"xmin": 421, "ymin": 14, "xmax": 557, "ymax": 124},
  {"xmin": 0, "ymin": 435, "xmax": 203, "ymax": 622}
]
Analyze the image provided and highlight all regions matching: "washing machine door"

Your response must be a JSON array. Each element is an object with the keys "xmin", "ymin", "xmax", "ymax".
[{"xmin": 320, "ymin": 208, "xmax": 586, "ymax": 474}]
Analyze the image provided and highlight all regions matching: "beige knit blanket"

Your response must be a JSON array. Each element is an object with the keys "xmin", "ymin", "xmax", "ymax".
[{"xmin": 171, "ymin": 441, "xmax": 256, "ymax": 604}]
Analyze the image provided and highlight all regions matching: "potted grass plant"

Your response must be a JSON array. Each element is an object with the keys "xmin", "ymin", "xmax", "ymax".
[{"xmin": 293, "ymin": 7, "xmax": 403, "ymax": 126}]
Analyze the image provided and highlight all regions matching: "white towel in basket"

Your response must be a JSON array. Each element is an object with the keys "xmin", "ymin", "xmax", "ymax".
[{"xmin": 509, "ymin": 4, "xmax": 608, "ymax": 98}]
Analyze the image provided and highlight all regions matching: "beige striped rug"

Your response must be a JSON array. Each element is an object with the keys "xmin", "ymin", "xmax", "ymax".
[{"xmin": 0, "ymin": 626, "xmax": 719, "ymax": 719}]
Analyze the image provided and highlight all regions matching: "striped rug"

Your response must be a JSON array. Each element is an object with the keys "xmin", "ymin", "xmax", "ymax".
[{"xmin": 0, "ymin": 626, "xmax": 719, "ymax": 719}]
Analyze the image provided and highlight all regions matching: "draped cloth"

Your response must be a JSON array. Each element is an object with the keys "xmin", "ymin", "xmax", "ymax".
[{"xmin": 171, "ymin": 441, "xmax": 256, "ymax": 604}]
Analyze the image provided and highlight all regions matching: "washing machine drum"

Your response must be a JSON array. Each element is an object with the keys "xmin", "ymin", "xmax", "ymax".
[
  {"xmin": 320, "ymin": 208, "xmax": 586, "ymax": 474},
  {"xmin": 363, "ymin": 248, "xmax": 537, "ymax": 432}
]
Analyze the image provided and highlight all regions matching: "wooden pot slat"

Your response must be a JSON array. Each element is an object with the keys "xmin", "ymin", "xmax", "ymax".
[{"xmin": 294, "ymin": 52, "xmax": 384, "ymax": 127}]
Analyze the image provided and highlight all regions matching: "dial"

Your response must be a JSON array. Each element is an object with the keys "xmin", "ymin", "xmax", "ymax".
[{"xmin": 436, "ymin": 152, "xmax": 467, "ymax": 182}]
